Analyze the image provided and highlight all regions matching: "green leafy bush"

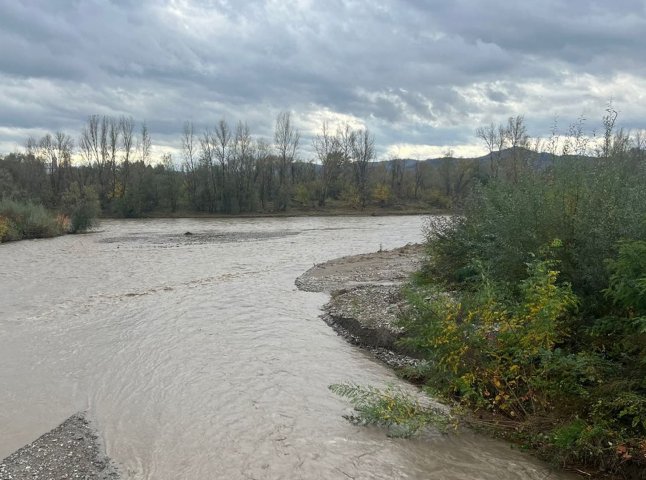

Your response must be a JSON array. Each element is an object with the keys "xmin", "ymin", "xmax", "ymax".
[
  {"xmin": 605, "ymin": 240, "xmax": 646, "ymax": 314},
  {"xmin": 408, "ymin": 146, "xmax": 646, "ymax": 475},
  {"xmin": 61, "ymin": 183, "xmax": 100, "ymax": 233},
  {"xmin": 548, "ymin": 420, "xmax": 615, "ymax": 469},
  {"xmin": 0, "ymin": 198, "xmax": 63, "ymax": 241},
  {"xmin": 424, "ymin": 156, "xmax": 646, "ymax": 303},
  {"xmin": 400, "ymin": 253, "xmax": 578, "ymax": 418}
]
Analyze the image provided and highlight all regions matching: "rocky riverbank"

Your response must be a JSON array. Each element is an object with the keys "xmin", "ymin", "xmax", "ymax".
[
  {"xmin": 296, "ymin": 243, "xmax": 425, "ymax": 369},
  {"xmin": 0, "ymin": 413, "xmax": 119, "ymax": 480}
]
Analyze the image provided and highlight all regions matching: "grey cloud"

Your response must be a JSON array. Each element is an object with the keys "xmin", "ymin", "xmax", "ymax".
[{"xmin": 0, "ymin": 0, "xmax": 644, "ymax": 157}]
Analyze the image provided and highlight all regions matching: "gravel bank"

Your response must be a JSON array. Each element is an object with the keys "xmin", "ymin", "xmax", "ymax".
[
  {"xmin": 0, "ymin": 413, "xmax": 119, "ymax": 480},
  {"xmin": 296, "ymin": 243, "xmax": 424, "ymax": 368},
  {"xmin": 295, "ymin": 243, "xmax": 423, "ymax": 293}
]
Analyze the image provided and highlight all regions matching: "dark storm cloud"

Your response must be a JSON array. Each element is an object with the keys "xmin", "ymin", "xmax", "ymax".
[
  {"xmin": 422, "ymin": 0, "xmax": 646, "ymax": 68},
  {"xmin": 0, "ymin": 0, "xmax": 644, "ymax": 156}
]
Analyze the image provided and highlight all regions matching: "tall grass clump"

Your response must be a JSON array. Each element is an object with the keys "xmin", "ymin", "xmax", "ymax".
[
  {"xmin": 0, "ymin": 183, "xmax": 99, "ymax": 242},
  {"xmin": 0, "ymin": 198, "xmax": 64, "ymax": 242},
  {"xmin": 404, "ymin": 118, "xmax": 646, "ymax": 476}
]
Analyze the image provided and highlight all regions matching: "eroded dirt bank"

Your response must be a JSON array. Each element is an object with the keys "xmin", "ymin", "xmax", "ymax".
[
  {"xmin": 0, "ymin": 413, "xmax": 119, "ymax": 480},
  {"xmin": 295, "ymin": 243, "xmax": 424, "ymax": 367}
]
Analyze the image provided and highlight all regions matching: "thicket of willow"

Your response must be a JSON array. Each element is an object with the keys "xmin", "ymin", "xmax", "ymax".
[{"xmin": 399, "ymin": 110, "xmax": 646, "ymax": 477}]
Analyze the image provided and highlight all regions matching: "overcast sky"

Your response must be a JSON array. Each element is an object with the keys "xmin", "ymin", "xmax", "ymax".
[{"xmin": 1, "ymin": 0, "xmax": 645, "ymax": 159}]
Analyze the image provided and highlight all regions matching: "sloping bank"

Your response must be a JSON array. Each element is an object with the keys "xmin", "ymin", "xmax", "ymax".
[
  {"xmin": 295, "ymin": 243, "xmax": 424, "ymax": 369},
  {"xmin": 0, "ymin": 413, "xmax": 119, "ymax": 480}
]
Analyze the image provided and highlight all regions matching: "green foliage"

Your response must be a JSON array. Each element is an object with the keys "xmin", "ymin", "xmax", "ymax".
[
  {"xmin": 408, "ymin": 136, "xmax": 646, "ymax": 475},
  {"xmin": 401, "ymin": 254, "xmax": 578, "ymax": 417},
  {"xmin": 593, "ymin": 393, "xmax": 646, "ymax": 435},
  {"xmin": 548, "ymin": 420, "xmax": 615, "ymax": 468},
  {"xmin": 0, "ymin": 198, "xmax": 63, "ymax": 242},
  {"xmin": 329, "ymin": 383, "xmax": 453, "ymax": 437},
  {"xmin": 294, "ymin": 183, "xmax": 314, "ymax": 207},
  {"xmin": 61, "ymin": 183, "xmax": 100, "ymax": 233},
  {"xmin": 423, "ymin": 155, "xmax": 646, "ymax": 302},
  {"xmin": 551, "ymin": 418, "xmax": 588, "ymax": 450},
  {"xmin": 605, "ymin": 240, "xmax": 646, "ymax": 314},
  {"xmin": 531, "ymin": 350, "xmax": 614, "ymax": 401},
  {"xmin": 407, "ymin": 234, "xmax": 646, "ymax": 473}
]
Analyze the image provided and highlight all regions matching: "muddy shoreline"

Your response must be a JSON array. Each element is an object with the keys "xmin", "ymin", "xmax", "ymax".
[{"xmin": 295, "ymin": 243, "xmax": 425, "ymax": 369}]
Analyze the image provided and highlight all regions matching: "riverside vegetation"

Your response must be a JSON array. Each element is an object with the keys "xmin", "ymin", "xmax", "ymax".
[
  {"xmin": 0, "ymin": 111, "xmax": 467, "ymax": 243},
  {"xmin": 332, "ymin": 110, "xmax": 646, "ymax": 478},
  {"xmin": 0, "ymin": 184, "xmax": 99, "ymax": 242},
  {"xmin": 0, "ymin": 112, "xmax": 512, "ymax": 229},
  {"xmin": 5, "ymin": 111, "xmax": 620, "ymax": 241}
]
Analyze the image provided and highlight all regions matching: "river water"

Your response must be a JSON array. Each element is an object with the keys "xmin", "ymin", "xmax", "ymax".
[{"xmin": 0, "ymin": 216, "xmax": 572, "ymax": 479}]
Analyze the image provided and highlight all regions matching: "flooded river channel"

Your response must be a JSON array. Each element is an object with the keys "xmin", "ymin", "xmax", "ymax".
[{"xmin": 0, "ymin": 217, "xmax": 572, "ymax": 479}]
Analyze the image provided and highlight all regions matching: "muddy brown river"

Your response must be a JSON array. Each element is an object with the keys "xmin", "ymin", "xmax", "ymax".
[{"xmin": 0, "ymin": 217, "xmax": 573, "ymax": 479}]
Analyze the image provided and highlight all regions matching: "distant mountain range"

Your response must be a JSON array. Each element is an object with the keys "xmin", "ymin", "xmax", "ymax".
[{"xmin": 305, "ymin": 147, "xmax": 597, "ymax": 172}]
